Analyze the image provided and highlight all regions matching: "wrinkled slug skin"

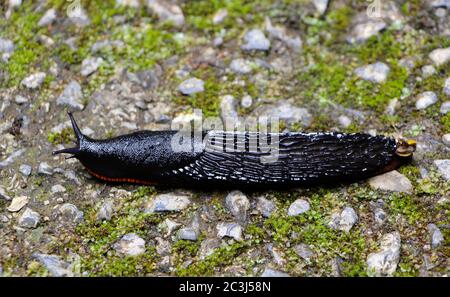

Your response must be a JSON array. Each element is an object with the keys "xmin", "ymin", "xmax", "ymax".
[{"xmin": 54, "ymin": 114, "xmax": 410, "ymax": 188}]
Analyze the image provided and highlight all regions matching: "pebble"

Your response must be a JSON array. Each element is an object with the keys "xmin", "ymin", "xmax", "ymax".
[
  {"xmin": 15, "ymin": 95, "xmax": 28, "ymax": 105},
  {"xmin": 68, "ymin": 6, "xmax": 90, "ymax": 27},
  {"xmin": 0, "ymin": 37, "xmax": 14, "ymax": 54},
  {"xmin": 225, "ymin": 190, "xmax": 250, "ymax": 223},
  {"xmin": 440, "ymin": 101, "xmax": 450, "ymax": 114},
  {"xmin": 0, "ymin": 149, "xmax": 25, "ymax": 169},
  {"xmin": 58, "ymin": 203, "xmax": 84, "ymax": 224},
  {"xmin": 144, "ymin": 193, "xmax": 191, "ymax": 213},
  {"xmin": 444, "ymin": 77, "xmax": 450, "ymax": 96},
  {"xmin": 199, "ymin": 238, "xmax": 221, "ymax": 260},
  {"xmin": 294, "ymin": 243, "xmax": 314, "ymax": 262},
  {"xmin": 38, "ymin": 8, "xmax": 56, "ymax": 27},
  {"xmin": 155, "ymin": 237, "xmax": 171, "ymax": 256},
  {"xmin": 7, "ymin": 196, "xmax": 29, "ymax": 212},
  {"xmin": 116, "ymin": 0, "xmax": 140, "ymax": 7},
  {"xmin": 427, "ymin": 224, "xmax": 444, "ymax": 249},
  {"xmin": 0, "ymin": 186, "xmax": 11, "ymax": 200},
  {"xmin": 178, "ymin": 77, "xmax": 204, "ymax": 95},
  {"xmin": 415, "ymin": 91, "xmax": 438, "ymax": 110},
  {"xmin": 51, "ymin": 184, "xmax": 66, "ymax": 194},
  {"xmin": 97, "ymin": 200, "xmax": 113, "ymax": 221},
  {"xmin": 312, "ymin": 0, "xmax": 329, "ymax": 14},
  {"xmin": 433, "ymin": 159, "xmax": 450, "ymax": 180},
  {"xmin": 265, "ymin": 18, "xmax": 302, "ymax": 52},
  {"xmin": 212, "ymin": 9, "xmax": 228, "ymax": 24},
  {"xmin": 241, "ymin": 95, "xmax": 253, "ymax": 108},
  {"xmin": 255, "ymin": 101, "xmax": 312, "ymax": 127},
  {"xmin": 429, "ymin": 47, "xmax": 450, "ymax": 66},
  {"xmin": 442, "ymin": 134, "xmax": 450, "ymax": 147},
  {"xmin": 241, "ymin": 29, "xmax": 270, "ymax": 51},
  {"xmin": 57, "ymin": 81, "xmax": 84, "ymax": 111},
  {"xmin": 354, "ymin": 62, "xmax": 390, "ymax": 83},
  {"xmin": 374, "ymin": 208, "xmax": 387, "ymax": 225},
  {"xmin": 347, "ymin": 20, "xmax": 386, "ymax": 44},
  {"xmin": 91, "ymin": 40, "xmax": 124, "ymax": 52},
  {"xmin": 220, "ymin": 95, "xmax": 239, "ymax": 125},
  {"xmin": 37, "ymin": 162, "xmax": 53, "ymax": 175},
  {"xmin": 260, "ymin": 267, "xmax": 290, "ymax": 277},
  {"xmin": 287, "ymin": 199, "xmax": 310, "ymax": 216},
  {"xmin": 328, "ymin": 207, "xmax": 358, "ymax": 232},
  {"xmin": 162, "ymin": 218, "xmax": 181, "ymax": 236},
  {"xmin": 368, "ymin": 170, "xmax": 413, "ymax": 193},
  {"xmin": 146, "ymin": 0, "xmax": 185, "ymax": 27},
  {"xmin": 21, "ymin": 72, "xmax": 46, "ymax": 89},
  {"xmin": 113, "ymin": 233, "xmax": 146, "ymax": 256},
  {"xmin": 18, "ymin": 208, "xmax": 40, "ymax": 228},
  {"xmin": 80, "ymin": 57, "xmax": 103, "ymax": 76},
  {"xmin": 366, "ymin": 232, "xmax": 401, "ymax": 276},
  {"xmin": 338, "ymin": 115, "xmax": 352, "ymax": 128},
  {"xmin": 19, "ymin": 164, "xmax": 31, "ymax": 176},
  {"xmin": 32, "ymin": 253, "xmax": 73, "ymax": 277},
  {"xmin": 256, "ymin": 196, "xmax": 276, "ymax": 218},
  {"xmin": 230, "ymin": 58, "xmax": 252, "ymax": 74},
  {"xmin": 178, "ymin": 227, "xmax": 198, "ymax": 241},
  {"xmin": 422, "ymin": 65, "xmax": 436, "ymax": 78},
  {"xmin": 216, "ymin": 222, "xmax": 243, "ymax": 241}
]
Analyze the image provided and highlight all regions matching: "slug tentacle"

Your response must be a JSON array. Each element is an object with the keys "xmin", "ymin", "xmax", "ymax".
[{"xmin": 52, "ymin": 112, "xmax": 85, "ymax": 158}]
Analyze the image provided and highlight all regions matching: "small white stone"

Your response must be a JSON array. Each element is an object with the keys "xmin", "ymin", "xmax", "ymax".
[
  {"xmin": 80, "ymin": 57, "xmax": 103, "ymax": 76},
  {"xmin": 354, "ymin": 62, "xmax": 390, "ymax": 83},
  {"xmin": 416, "ymin": 91, "xmax": 438, "ymax": 110},
  {"xmin": 225, "ymin": 190, "xmax": 250, "ymax": 222},
  {"xmin": 15, "ymin": 95, "xmax": 28, "ymax": 104},
  {"xmin": 113, "ymin": 233, "xmax": 146, "ymax": 256},
  {"xmin": 217, "ymin": 222, "xmax": 243, "ymax": 241},
  {"xmin": 287, "ymin": 199, "xmax": 310, "ymax": 216},
  {"xmin": 230, "ymin": 58, "xmax": 252, "ymax": 74},
  {"xmin": 51, "ymin": 184, "xmax": 66, "ymax": 194},
  {"xmin": 428, "ymin": 224, "xmax": 444, "ymax": 249},
  {"xmin": 241, "ymin": 29, "xmax": 270, "ymax": 51},
  {"xmin": 145, "ymin": 193, "xmax": 191, "ymax": 213},
  {"xmin": 422, "ymin": 65, "xmax": 436, "ymax": 78},
  {"xmin": 444, "ymin": 77, "xmax": 450, "ymax": 96},
  {"xmin": 440, "ymin": 101, "xmax": 450, "ymax": 114},
  {"xmin": 178, "ymin": 77, "xmax": 204, "ymax": 95},
  {"xmin": 429, "ymin": 47, "xmax": 450, "ymax": 66},
  {"xmin": 18, "ymin": 208, "xmax": 40, "ymax": 228},
  {"xmin": 433, "ymin": 159, "xmax": 450, "ymax": 181},
  {"xmin": 442, "ymin": 133, "xmax": 450, "ymax": 147},
  {"xmin": 369, "ymin": 170, "xmax": 413, "ymax": 193},
  {"xmin": 7, "ymin": 196, "xmax": 28, "ymax": 212},
  {"xmin": 241, "ymin": 95, "xmax": 253, "ymax": 108},
  {"xmin": 347, "ymin": 20, "xmax": 386, "ymax": 44},
  {"xmin": 21, "ymin": 72, "xmax": 46, "ymax": 89},
  {"xmin": 212, "ymin": 9, "xmax": 228, "ymax": 24},
  {"xmin": 312, "ymin": 0, "xmax": 329, "ymax": 14},
  {"xmin": 146, "ymin": 0, "xmax": 185, "ymax": 27},
  {"xmin": 338, "ymin": 115, "xmax": 352, "ymax": 128},
  {"xmin": 38, "ymin": 8, "xmax": 56, "ymax": 27},
  {"xmin": 367, "ymin": 232, "xmax": 401, "ymax": 276}
]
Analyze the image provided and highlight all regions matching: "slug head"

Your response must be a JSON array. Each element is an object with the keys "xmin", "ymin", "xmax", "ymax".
[{"xmin": 395, "ymin": 138, "xmax": 416, "ymax": 157}]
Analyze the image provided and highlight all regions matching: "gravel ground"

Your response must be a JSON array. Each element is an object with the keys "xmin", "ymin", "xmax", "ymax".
[{"xmin": 0, "ymin": 0, "xmax": 449, "ymax": 277}]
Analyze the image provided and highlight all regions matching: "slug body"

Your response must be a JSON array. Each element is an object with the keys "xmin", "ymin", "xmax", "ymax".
[{"xmin": 53, "ymin": 113, "xmax": 416, "ymax": 188}]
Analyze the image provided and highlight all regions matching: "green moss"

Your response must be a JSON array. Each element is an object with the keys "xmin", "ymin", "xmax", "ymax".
[
  {"xmin": 336, "ymin": 63, "xmax": 408, "ymax": 112},
  {"xmin": 441, "ymin": 113, "xmax": 450, "ymax": 133},
  {"xmin": 175, "ymin": 241, "xmax": 247, "ymax": 276},
  {"xmin": 47, "ymin": 127, "xmax": 74, "ymax": 145},
  {"xmin": 388, "ymin": 193, "xmax": 424, "ymax": 224}
]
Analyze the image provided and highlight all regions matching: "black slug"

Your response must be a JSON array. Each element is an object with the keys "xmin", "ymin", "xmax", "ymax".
[{"xmin": 53, "ymin": 113, "xmax": 416, "ymax": 188}]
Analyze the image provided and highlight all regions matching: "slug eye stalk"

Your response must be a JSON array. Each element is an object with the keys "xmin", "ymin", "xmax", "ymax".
[{"xmin": 52, "ymin": 112, "xmax": 84, "ymax": 158}]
